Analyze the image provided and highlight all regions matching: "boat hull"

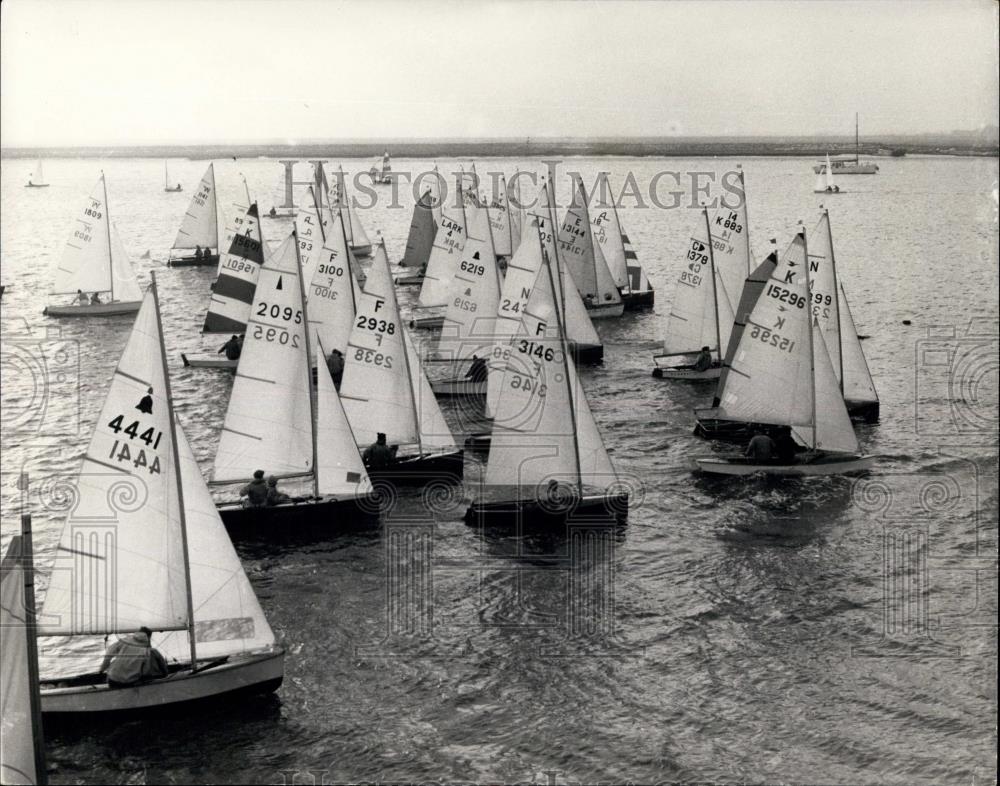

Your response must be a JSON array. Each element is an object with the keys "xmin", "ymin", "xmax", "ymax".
[
  {"xmin": 168, "ymin": 254, "xmax": 219, "ymax": 268},
  {"xmin": 40, "ymin": 650, "xmax": 283, "ymax": 715},
  {"xmin": 367, "ymin": 449, "xmax": 464, "ymax": 485},
  {"xmin": 25, "ymin": 183, "xmax": 50, "ymax": 188},
  {"xmin": 693, "ymin": 416, "xmax": 790, "ymax": 444},
  {"xmin": 394, "ymin": 274, "xmax": 425, "ymax": 286},
  {"xmin": 409, "ymin": 314, "xmax": 445, "ymax": 330},
  {"xmin": 43, "ymin": 301, "xmax": 142, "ymax": 317},
  {"xmin": 585, "ymin": 302, "xmax": 625, "ymax": 319},
  {"xmin": 465, "ymin": 491, "xmax": 629, "ymax": 528},
  {"xmin": 350, "ymin": 244, "xmax": 373, "ymax": 258},
  {"xmin": 181, "ymin": 353, "xmax": 238, "ymax": 369},
  {"xmin": 217, "ymin": 494, "xmax": 378, "ymax": 538},
  {"xmin": 812, "ymin": 163, "xmax": 879, "ymax": 174},
  {"xmin": 846, "ymin": 399, "xmax": 880, "ymax": 423},
  {"xmin": 694, "ymin": 454, "xmax": 875, "ymax": 476},
  {"xmin": 652, "ymin": 361, "xmax": 721, "ymax": 380},
  {"xmin": 571, "ymin": 342, "xmax": 603, "ymax": 365},
  {"xmin": 621, "ymin": 289, "xmax": 655, "ymax": 310},
  {"xmin": 430, "ymin": 379, "xmax": 487, "ymax": 397}
]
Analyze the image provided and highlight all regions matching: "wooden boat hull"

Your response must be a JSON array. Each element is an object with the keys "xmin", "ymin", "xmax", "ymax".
[
  {"xmin": 43, "ymin": 301, "xmax": 142, "ymax": 317},
  {"xmin": 430, "ymin": 379, "xmax": 487, "ymax": 397},
  {"xmin": 181, "ymin": 353, "xmax": 238, "ymax": 369},
  {"xmin": 40, "ymin": 650, "xmax": 283, "ymax": 715},
  {"xmin": 168, "ymin": 254, "xmax": 219, "ymax": 268},
  {"xmin": 694, "ymin": 454, "xmax": 875, "ymax": 476},
  {"xmin": 350, "ymin": 244, "xmax": 372, "ymax": 258},
  {"xmin": 465, "ymin": 491, "xmax": 629, "ymax": 528},
  {"xmin": 622, "ymin": 289, "xmax": 655, "ymax": 310},
  {"xmin": 585, "ymin": 302, "xmax": 625, "ymax": 319},
  {"xmin": 217, "ymin": 494, "xmax": 378, "ymax": 538},
  {"xmin": 367, "ymin": 449, "xmax": 464, "ymax": 485}
]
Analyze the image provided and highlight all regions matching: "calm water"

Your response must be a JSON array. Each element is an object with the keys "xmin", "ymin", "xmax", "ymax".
[{"xmin": 1, "ymin": 154, "xmax": 997, "ymax": 785}]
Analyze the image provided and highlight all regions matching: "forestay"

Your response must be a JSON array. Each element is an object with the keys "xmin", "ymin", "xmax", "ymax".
[
  {"xmin": 203, "ymin": 203, "xmax": 267, "ymax": 334},
  {"xmin": 173, "ymin": 163, "xmax": 219, "ymax": 251},
  {"xmin": 40, "ymin": 292, "xmax": 189, "ymax": 636},
  {"xmin": 213, "ymin": 234, "xmax": 313, "ymax": 482}
]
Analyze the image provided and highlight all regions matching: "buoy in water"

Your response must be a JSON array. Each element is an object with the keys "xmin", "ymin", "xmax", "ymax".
[{"xmin": 902, "ymin": 319, "xmax": 912, "ymax": 325}]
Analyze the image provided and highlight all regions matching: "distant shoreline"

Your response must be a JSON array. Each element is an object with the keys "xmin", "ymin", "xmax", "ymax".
[{"xmin": 2, "ymin": 137, "xmax": 997, "ymax": 160}]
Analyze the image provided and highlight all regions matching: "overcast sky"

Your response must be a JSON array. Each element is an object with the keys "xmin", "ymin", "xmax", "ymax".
[{"xmin": 1, "ymin": 0, "xmax": 997, "ymax": 146}]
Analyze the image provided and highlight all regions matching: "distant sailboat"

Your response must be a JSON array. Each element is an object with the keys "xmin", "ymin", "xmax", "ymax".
[
  {"xmin": 339, "ymin": 241, "xmax": 464, "ymax": 484},
  {"xmin": 412, "ymin": 172, "xmax": 470, "ymax": 326},
  {"xmin": 692, "ymin": 229, "xmax": 873, "ymax": 476},
  {"xmin": 211, "ymin": 231, "xmax": 376, "ymax": 535},
  {"xmin": 558, "ymin": 177, "xmax": 624, "ymax": 319},
  {"xmin": 25, "ymin": 159, "xmax": 49, "ymax": 188},
  {"xmin": 328, "ymin": 166, "xmax": 373, "ymax": 257},
  {"xmin": 369, "ymin": 150, "xmax": 392, "ymax": 185},
  {"xmin": 814, "ymin": 154, "xmax": 842, "ymax": 193},
  {"xmin": 590, "ymin": 172, "xmax": 654, "ymax": 309},
  {"xmin": 394, "ymin": 187, "xmax": 439, "ymax": 286},
  {"xmin": 466, "ymin": 216, "xmax": 627, "ymax": 526},
  {"xmin": 813, "ymin": 113, "xmax": 879, "ymax": 175},
  {"xmin": 1, "ymin": 515, "xmax": 47, "ymax": 785},
  {"xmin": 43, "ymin": 174, "xmax": 143, "ymax": 317},
  {"xmin": 38, "ymin": 277, "xmax": 284, "ymax": 713},
  {"xmin": 163, "ymin": 160, "xmax": 183, "ymax": 192},
  {"xmin": 168, "ymin": 162, "xmax": 224, "ymax": 267}
]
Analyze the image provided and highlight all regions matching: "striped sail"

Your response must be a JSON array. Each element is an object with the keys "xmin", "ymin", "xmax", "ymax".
[
  {"xmin": 40, "ymin": 290, "xmax": 189, "ymax": 636},
  {"xmin": 213, "ymin": 234, "xmax": 312, "ymax": 482},
  {"xmin": 172, "ymin": 163, "xmax": 219, "ymax": 251},
  {"xmin": 202, "ymin": 203, "xmax": 266, "ymax": 334}
]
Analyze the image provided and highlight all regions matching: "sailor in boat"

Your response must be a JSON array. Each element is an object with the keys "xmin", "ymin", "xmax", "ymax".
[
  {"xmin": 363, "ymin": 432, "xmax": 397, "ymax": 470},
  {"xmin": 269, "ymin": 207, "xmax": 278, "ymax": 217},
  {"xmin": 265, "ymin": 476, "xmax": 291, "ymax": 506},
  {"xmin": 542, "ymin": 478, "xmax": 575, "ymax": 506},
  {"xmin": 99, "ymin": 626, "xmax": 168, "ymax": 688},
  {"xmin": 326, "ymin": 348, "xmax": 345, "ymax": 389},
  {"xmin": 240, "ymin": 469, "xmax": 269, "ymax": 507},
  {"xmin": 76, "ymin": 289, "xmax": 89, "ymax": 305},
  {"xmin": 195, "ymin": 245, "xmax": 204, "ymax": 262},
  {"xmin": 693, "ymin": 346, "xmax": 714, "ymax": 373},
  {"xmin": 90, "ymin": 292, "xmax": 103, "ymax": 305},
  {"xmin": 219, "ymin": 334, "xmax": 242, "ymax": 361},
  {"xmin": 465, "ymin": 354, "xmax": 488, "ymax": 382},
  {"xmin": 744, "ymin": 431, "xmax": 777, "ymax": 464}
]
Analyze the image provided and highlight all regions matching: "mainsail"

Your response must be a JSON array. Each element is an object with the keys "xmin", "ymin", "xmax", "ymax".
[
  {"xmin": 51, "ymin": 174, "xmax": 142, "ymax": 301},
  {"xmin": 172, "ymin": 163, "xmax": 219, "ymax": 251},
  {"xmin": 557, "ymin": 177, "xmax": 622, "ymax": 309},
  {"xmin": 400, "ymin": 188, "xmax": 438, "ymax": 270},
  {"xmin": 709, "ymin": 167, "xmax": 752, "ymax": 306},
  {"xmin": 295, "ymin": 185, "xmax": 331, "ymax": 285},
  {"xmin": 202, "ymin": 203, "xmax": 266, "ymax": 334},
  {"xmin": 307, "ymin": 209, "xmax": 359, "ymax": 360},
  {"xmin": 487, "ymin": 173, "xmax": 514, "ymax": 257},
  {"xmin": 590, "ymin": 173, "xmax": 628, "ymax": 289},
  {"xmin": 213, "ymin": 234, "xmax": 313, "ymax": 482},
  {"xmin": 417, "ymin": 177, "xmax": 469, "ymax": 308}
]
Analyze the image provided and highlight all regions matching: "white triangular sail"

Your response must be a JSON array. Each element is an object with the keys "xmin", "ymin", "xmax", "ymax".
[
  {"xmin": 213, "ymin": 234, "xmax": 312, "ymax": 482},
  {"xmin": 332, "ymin": 167, "xmax": 371, "ymax": 250},
  {"xmin": 315, "ymin": 340, "xmax": 372, "ymax": 498},
  {"xmin": 796, "ymin": 320, "xmax": 859, "ymax": 454},
  {"xmin": 487, "ymin": 174, "xmax": 514, "ymax": 257},
  {"xmin": 404, "ymin": 329, "xmax": 458, "ymax": 452},
  {"xmin": 558, "ymin": 178, "xmax": 622, "ymax": 309},
  {"xmin": 295, "ymin": 187, "xmax": 331, "ymax": 285},
  {"xmin": 839, "ymin": 282, "xmax": 879, "ymax": 405},
  {"xmin": 173, "ymin": 163, "xmax": 219, "ymax": 251},
  {"xmin": 440, "ymin": 199, "xmax": 501, "ymax": 363},
  {"xmin": 30, "ymin": 159, "xmax": 47, "ymax": 185},
  {"xmin": 52, "ymin": 174, "xmax": 141, "ymax": 300},
  {"xmin": 590, "ymin": 173, "xmax": 628, "ymax": 289},
  {"xmin": 825, "ymin": 154, "xmax": 837, "ymax": 191},
  {"xmin": 806, "ymin": 212, "xmax": 843, "ymax": 380},
  {"xmin": 202, "ymin": 203, "xmax": 266, "ymax": 334},
  {"xmin": 307, "ymin": 210, "xmax": 358, "ymax": 360},
  {"xmin": 1, "ymin": 539, "xmax": 43, "ymax": 786},
  {"xmin": 417, "ymin": 180, "xmax": 468, "ymax": 308},
  {"xmin": 709, "ymin": 168, "xmax": 752, "ymax": 305},
  {"xmin": 156, "ymin": 421, "xmax": 277, "ymax": 664},
  {"xmin": 40, "ymin": 291, "xmax": 189, "ymax": 635}
]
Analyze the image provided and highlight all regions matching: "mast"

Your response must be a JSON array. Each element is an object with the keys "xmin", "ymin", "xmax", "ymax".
[
  {"xmin": 738, "ymin": 167, "xmax": 751, "ymax": 276},
  {"xmin": 151, "ymin": 271, "xmax": 197, "ymax": 668},
  {"xmin": 855, "ymin": 113, "xmax": 860, "ymax": 164},
  {"xmin": 544, "ymin": 179, "xmax": 569, "ymax": 331},
  {"xmin": 538, "ymin": 220, "xmax": 582, "ymax": 490},
  {"xmin": 501, "ymin": 173, "xmax": 514, "ymax": 256},
  {"xmin": 340, "ymin": 202, "xmax": 359, "ymax": 314},
  {"xmin": 825, "ymin": 209, "xmax": 845, "ymax": 392},
  {"xmin": 802, "ymin": 230, "xmax": 818, "ymax": 450},
  {"xmin": 164, "ymin": 160, "xmax": 168, "ymax": 189},
  {"xmin": 704, "ymin": 208, "xmax": 724, "ymax": 364},
  {"xmin": 292, "ymin": 227, "xmax": 320, "ymax": 498},
  {"xmin": 20, "ymin": 513, "xmax": 47, "ymax": 786},
  {"xmin": 394, "ymin": 273, "xmax": 424, "ymax": 457},
  {"xmin": 102, "ymin": 173, "xmax": 114, "ymax": 301}
]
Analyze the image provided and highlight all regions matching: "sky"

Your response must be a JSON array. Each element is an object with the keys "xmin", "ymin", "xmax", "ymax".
[{"xmin": 1, "ymin": 0, "xmax": 997, "ymax": 147}]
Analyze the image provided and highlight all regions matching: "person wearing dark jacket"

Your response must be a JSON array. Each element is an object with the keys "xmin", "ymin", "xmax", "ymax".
[
  {"xmin": 465, "ymin": 355, "xmax": 488, "ymax": 382},
  {"xmin": 745, "ymin": 432, "xmax": 777, "ymax": 463},
  {"xmin": 327, "ymin": 349, "xmax": 345, "ymax": 388},
  {"xmin": 693, "ymin": 346, "xmax": 714, "ymax": 373},
  {"xmin": 363, "ymin": 433, "xmax": 396, "ymax": 470},
  {"xmin": 219, "ymin": 334, "xmax": 242, "ymax": 361},
  {"xmin": 266, "ymin": 476, "xmax": 291, "ymax": 506},
  {"xmin": 240, "ymin": 469, "xmax": 268, "ymax": 506},
  {"xmin": 100, "ymin": 626, "xmax": 168, "ymax": 687}
]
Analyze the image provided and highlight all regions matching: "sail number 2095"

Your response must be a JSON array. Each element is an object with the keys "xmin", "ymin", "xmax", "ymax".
[{"xmin": 256, "ymin": 303, "xmax": 303, "ymax": 323}]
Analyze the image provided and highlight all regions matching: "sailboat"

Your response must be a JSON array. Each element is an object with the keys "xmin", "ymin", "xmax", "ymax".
[
  {"xmin": 557, "ymin": 176, "xmax": 624, "ymax": 319},
  {"xmin": 163, "ymin": 160, "xmax": 183, "ymax": 193},
  {"xmin": 590, "ymin": 172, "xmax": 654, "ymax": 309},
  {"xmin": 411, "ymin": 172, "xmax": 470, "ymax": 328},
  {"xmin": 339, "ymin": 237, "xmax": 464, "ymax": 484},
  {"xmin": 394, "ymin": 186, "xmax": 438, "ymax": 286},
  {"xmin": 652, "ymin": 209, "xmax": 733, "ymax": 380},
  {"xmin": 180, "ymin": 202, "xmax": 268, "ymax": 368},
  {"xmin": 168, "ymin": 162, "xmax": 223, "ymax": 266},
  {"xmin": 813, "ymin": 114, "xmax": 879, "ymax": 175},
  {"xmin": 814, "ymin": 154, "xmax": 842, "ymax": 193},
  {"xmin": 211, "ymin": 231, "xmax": 376, "ymax": 535},
  {"xmin": 25, "ymin": 159, "xmax": 49, "ymax": 188},
  {"xmin": 692, "ymin": 230, "xmax": 874, "ymax": 475},
  {"xmin": 328, "ymin": 166, "xmax": 373, "ymax": 257},
  {"xmin": 43, "ymin": 174, "xmax": 143, "ymax": 317},
  {"xmin": 369, "ymin": 150, "xmax": 392, "ymax": 185},
  {"xmin": 466, "ymin": 218, "xmax": 628, "ymax": 526},
  {"xmin": 38, "ymin": 276, "xmax": 284, "ymax": 713},
  {"xmin": 1, "ymin": 515, "xmax": 47, "ymax": 785},
  {"xmin": 487, "ymin": 173, "xmax": 515, "ymax": 261},
  {"xmin": 428, "ymin": 192, "xmax": 502, "ymax": 397}
]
